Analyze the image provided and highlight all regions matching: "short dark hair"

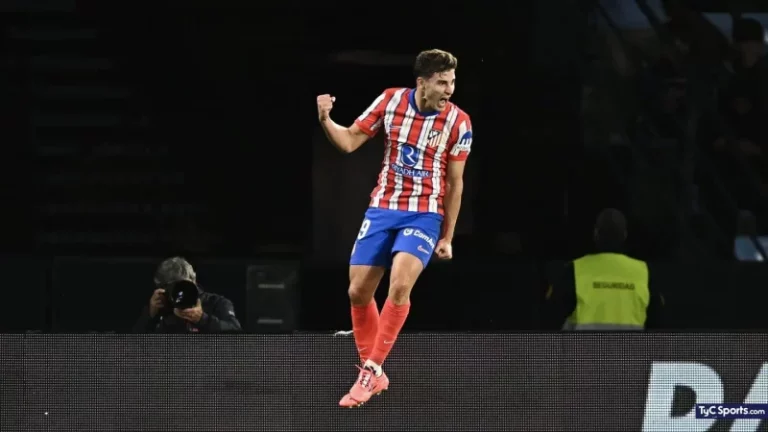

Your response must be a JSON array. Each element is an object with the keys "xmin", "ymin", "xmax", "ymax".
[
  {"xmin": 594, "ymin": 208, "xmax": 627, "ymax": 248},
  {"xmin": 413, "ymin": 49, "xmax": 458, "ymax": 79},
  {"xmin": 154, "ymin": 256, "xmax": 196, "ymax": 287}
]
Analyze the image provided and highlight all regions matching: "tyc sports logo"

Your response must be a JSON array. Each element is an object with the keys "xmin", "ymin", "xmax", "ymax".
[
  {"xmin": 695, "ymin": 404, "xmax": 768, "ymax": 419},
  {"xmin": 642, "ymin": 361, "xmax": 768, "ymax": 431}
]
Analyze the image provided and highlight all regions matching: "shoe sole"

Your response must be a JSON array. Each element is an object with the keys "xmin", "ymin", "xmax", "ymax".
[{"xmin": 344, "ymin": 389, "xmax": 387, "ymax": 408}]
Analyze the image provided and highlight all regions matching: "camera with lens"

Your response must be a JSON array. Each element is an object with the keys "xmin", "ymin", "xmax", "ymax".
[{"xmin": 162, "ymin": 279, "xmax": 199, "ymax": 313}]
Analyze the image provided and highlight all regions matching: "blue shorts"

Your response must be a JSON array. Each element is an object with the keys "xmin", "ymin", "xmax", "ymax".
[{"xmin": 350, "ymin": 208, "xmax": 443, "ymax": 269}]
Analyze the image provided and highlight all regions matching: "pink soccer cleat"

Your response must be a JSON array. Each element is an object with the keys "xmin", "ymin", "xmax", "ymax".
[{"xmin": 338, "ymin": 366, "xmax": 389, "ymax": 408}]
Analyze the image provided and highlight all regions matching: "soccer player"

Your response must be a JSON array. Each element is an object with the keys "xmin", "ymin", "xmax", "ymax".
[{"xmin": 316, "ymin": 49, "xmax": 473, "ymax": 408}]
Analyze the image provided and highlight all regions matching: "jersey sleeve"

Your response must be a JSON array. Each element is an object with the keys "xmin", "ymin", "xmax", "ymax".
[
  {"xmin": 353, "ymin": 91, "xmax": 389, "ymax": 137},
  {"xmin": 447, "ymin": 114, "xmax": 473, "ymax": 161}
]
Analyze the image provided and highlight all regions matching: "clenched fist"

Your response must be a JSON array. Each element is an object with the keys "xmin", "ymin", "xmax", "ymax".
[
  {"xmin": 317, "ymin": 94, "xmax": 336, "ymax": 122},
  {"xmin": 435, "ymin": 239, "xmax": 453, "ymax": 260}
]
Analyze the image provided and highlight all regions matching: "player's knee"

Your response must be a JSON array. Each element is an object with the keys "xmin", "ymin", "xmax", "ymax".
[
  {"xmin": 387, "ymin": 279, "xmax": 413, "ymax": 305},
  {"xmin": 348, "ymin": 282, "xmax": 375, "ymax": 306}
]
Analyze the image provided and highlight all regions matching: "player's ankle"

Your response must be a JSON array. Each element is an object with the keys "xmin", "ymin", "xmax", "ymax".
[{"xmin": 363, "ymin": 359, "xmax": 383, "ymax": 377}]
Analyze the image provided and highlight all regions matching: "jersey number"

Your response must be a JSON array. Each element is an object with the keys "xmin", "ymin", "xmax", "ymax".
[{"xmin": 357, "ymin": 219, "xmax": 371, "ymax": 240}]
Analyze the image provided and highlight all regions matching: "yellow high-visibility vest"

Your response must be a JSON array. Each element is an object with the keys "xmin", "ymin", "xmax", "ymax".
[{"xmin": 563, "ymin": 253, "xmax": 649, "ymax": 331}]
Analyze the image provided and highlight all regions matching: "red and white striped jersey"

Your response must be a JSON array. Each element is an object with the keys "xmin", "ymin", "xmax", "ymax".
[{"xmin": 354, "ymin": 87, "xmax": 473, "ymax": 215}]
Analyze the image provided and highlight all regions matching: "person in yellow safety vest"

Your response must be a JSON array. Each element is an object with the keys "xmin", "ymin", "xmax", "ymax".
[{"xmin": 544, "ymin": 208, "xmax": 664, "ymax": 330}]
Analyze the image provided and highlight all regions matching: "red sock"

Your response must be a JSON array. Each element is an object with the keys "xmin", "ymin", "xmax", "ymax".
[
  {"xmin": 368, "ymin": 298, "xmax": 410, "ymax": 366},
  {"xmin": 351, "ymin": 300, "xmax": 379, "ymax": 362}
]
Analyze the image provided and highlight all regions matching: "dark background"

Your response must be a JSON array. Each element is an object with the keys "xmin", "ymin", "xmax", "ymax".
[{"xmin": 2, "ymin": 0, "xmax": 768, "ymax": 332}]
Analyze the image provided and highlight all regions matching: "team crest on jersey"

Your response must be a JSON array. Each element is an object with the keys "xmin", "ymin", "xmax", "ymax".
[{"xmin": 426, "ymin": 129, "xmax": 443, "ymax": 148}]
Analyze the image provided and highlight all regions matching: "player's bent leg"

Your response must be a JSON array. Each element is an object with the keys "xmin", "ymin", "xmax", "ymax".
[
  {"xmin": 347, "ymin": 213, "xmax": 393, "ymax": 365},
  {"xmin": 340, "ymin": 265, "xmax": 391, "ymax": 408},
  {"xmin": 348, "ymin": 265, "xmax": 384, "ymax": 306},
  {"xmin": 348, "ymin": 265, "xmax": 385, "ymax": 363},
  {"xmin": 386, "ymin": 252, "xmax": 424, "ymax": 305},
  {"xmin": 362, "ymin": 218, "xmax": 438, "ymax": 374},
  {"xmin": 341, "ymin": 253, "xmax": 419, "ymax": 407},
  {"xmin": 341, "ymin": 212, "xmax": 395, "ymax": 408},
  {"xmin": 366, "ymin": 252, "xmax": 421, "ymax": 369}
]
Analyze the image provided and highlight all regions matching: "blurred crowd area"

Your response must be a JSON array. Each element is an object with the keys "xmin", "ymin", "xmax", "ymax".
[
  {"xmin": 583, "ymin": 0, "xmax": 768, "ymax": 260},
  {"xmin": 5, "ymin": 0, "xmax": 768, "ymax": 263}
]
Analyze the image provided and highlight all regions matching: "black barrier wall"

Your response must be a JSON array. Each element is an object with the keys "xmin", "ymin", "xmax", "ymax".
[
  {"xmin": 1, "ymin": 334, "xmax": 766, "ymax": 431},
  {"xmin": 5, "ymin": 256, "xmax": 768, "ymax": 332}
]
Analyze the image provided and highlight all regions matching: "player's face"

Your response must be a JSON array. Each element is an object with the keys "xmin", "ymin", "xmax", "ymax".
[{"xmin": 420, "ymin": 69, "xmax": 455, "ymax": 111}]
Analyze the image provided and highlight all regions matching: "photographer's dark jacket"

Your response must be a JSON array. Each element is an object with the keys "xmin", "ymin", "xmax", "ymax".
[{"xmin": 132, "ymin": 291, "xmax": 242, "ymax": 333}]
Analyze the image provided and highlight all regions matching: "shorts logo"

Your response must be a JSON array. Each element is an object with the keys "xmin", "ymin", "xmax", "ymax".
[{"xmin": 402, "ymin": 228, "xmax": 436, "ymax": 249}]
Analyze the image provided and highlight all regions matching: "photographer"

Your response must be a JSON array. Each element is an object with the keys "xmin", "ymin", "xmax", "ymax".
[{"xmin": 132, "ymin": 257, "xmax": 242, "ymax": 333}]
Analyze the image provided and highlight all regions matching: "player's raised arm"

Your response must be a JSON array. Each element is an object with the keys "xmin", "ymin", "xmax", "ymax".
[{"xmin": 317, "ymin": 91, "xmax": 387, "ymax": 153}]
